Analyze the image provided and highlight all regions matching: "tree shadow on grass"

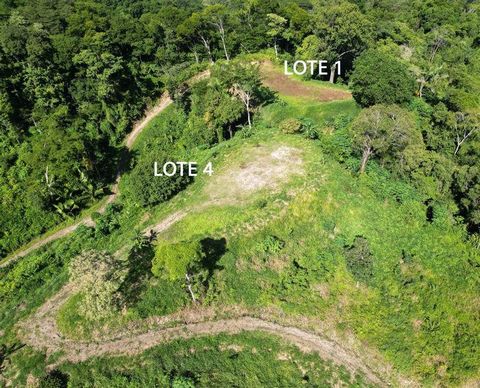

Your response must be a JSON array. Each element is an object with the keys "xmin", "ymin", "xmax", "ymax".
[
  {"xmin": 200, "ymin": 237, "xmax": 226, "ymax": 283},
  {"xmin": 118, "ymin": 235, "xmax": 155, "ymax": 306}
]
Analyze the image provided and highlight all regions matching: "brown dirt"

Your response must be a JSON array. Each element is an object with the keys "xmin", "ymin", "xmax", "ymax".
[
  {"xmin": 16, "ymin": 284, "xmax": 419, "ymax": 387},
  {"xmin": 205, "ymin": 145, "xmax": 304, "ymax": 205},
  {"xmin": 143, "ymin": 210, "xmax": 188, "ymax": 236},
  {"xmin": 260, "ymin": 61, "xmax": 351, "ymax": 102}
]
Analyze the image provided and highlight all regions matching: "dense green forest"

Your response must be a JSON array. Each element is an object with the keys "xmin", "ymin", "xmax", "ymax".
[
  {"xmin": 1, "ymin": 0, "xmax": 479, "ymax": 257},
  {"xmin": 1, "ymin": 0, "xmax": 480, "ymax": 387}
]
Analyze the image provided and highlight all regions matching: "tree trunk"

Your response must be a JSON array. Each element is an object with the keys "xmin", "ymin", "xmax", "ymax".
[
  {"xmin": 216, "ymin": 126, "xmax": 223, "ymax": 143},
  {"xmin": 246, "ymin": 97, "xmax": 252, "ymax": 128},
  {"xmin": 454, "ymin": 136, "xmax": 461, "ymax": 155},
  {"xmin": 193, "ymin": 50, "xmax": 199, "ymax": 64},
  {"xmin": 274, "ymin": 40, "xmax": 278, "ymax": 59},
  {"xmin": 329, "ymin": 63, "xmax": 336, "ymax": 83},
  {"xmin": 360, "ymin": 147, "xmax": 372, "ymax": 173},
  {"xmin": 200, "ymin": 35, "xmax": 213, "ymax": 64},
  {"xmin": 218, "ymin": 24, "xmax": 229, "ymax": 61},
  {"xmin": 185, "ymin": 273, "xmax": 196, "ymax": 302},
  {"xmin": 418, "ymin": 79, "xmax": 425, "ymax": 98}
]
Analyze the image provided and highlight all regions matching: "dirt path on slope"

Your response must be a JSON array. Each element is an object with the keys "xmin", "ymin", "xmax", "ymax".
[
  {"xmin": 16, "ymin": 284, "xmax": 407, "ymax": 387},
  {"xmin": 260, "ymin": 61, "xmax": 351, "ymax": 102},
  {"xmin": 0, "ymin": 72, "xmax": 210, "ymax": 268}
]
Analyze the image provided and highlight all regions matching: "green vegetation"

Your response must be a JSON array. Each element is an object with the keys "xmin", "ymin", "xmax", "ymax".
[
  {"xmin": 69, "ymin": 250, "xmax": 124, "ymax": 320},
  {"xmin": 350, "ymin": 49, "xmax": 416, "ymax": 107},
  {"xmin": 153, "ymin": 240, "xmax": 207, "ymax": 302},
  {"xmin": 350, "ymin": 104, "xmax": 419, "ymax": 173},
  {"xmin": 1, "ymin": 1, "xmax": 480, "ymax": 387},
  {"xmin": 57, "ymin": 333, "xmax": 371, "ymax": 387}
]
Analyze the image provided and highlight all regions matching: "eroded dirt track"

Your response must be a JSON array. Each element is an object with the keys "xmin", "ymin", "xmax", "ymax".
[{"xmin": 17, "ymin": 284, "xmax": 400, "ymax": 387}]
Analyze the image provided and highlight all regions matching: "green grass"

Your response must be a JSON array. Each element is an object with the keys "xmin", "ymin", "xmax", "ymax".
[
  {"xmin": 261, "ymin": 98, "xmax": 359, "ymax": 125},
  {"xmin": 58, "ymin": 332, "xmax": 372, "ymax": 387}
]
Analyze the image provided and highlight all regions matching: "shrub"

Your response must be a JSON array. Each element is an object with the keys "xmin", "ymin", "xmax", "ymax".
[
  {"xmin": 300, "ymin": 118, "xmax": 319, "ymax": 139},
  {"xmin": 122, "ymin": 152, "xmax": 190, "ymax": 207},
  {"xmin": 39, "ymin": 370, "xmax": 68, "ymax": 388},
  {"xmin": 172, "ymin": 376, "xmax": 195, "ymax": 388},
  {"xmin": 94, "ymin": 203, "xmax": 123, "ymax": 236},
  {"xmin": 344, "ymin": 237, "xmax": 374, "ymax": 284},
  {"xmin": 152, "ymin": 240, "xmax": 207, "ymax": 302},
  {"xmin": 69, "ymin": 250, "xmax": 124, "ymax": 320},
  {"xmin": 152, "ymin": 241, "xmax": 204, "ymax": 280},
  {"xmin": 256, "ymin": 235, "xmax": 285, "ymax": 254},
  {"xmin": 279, "ymin": 118, "xmax": 303, "ymax": 134}
]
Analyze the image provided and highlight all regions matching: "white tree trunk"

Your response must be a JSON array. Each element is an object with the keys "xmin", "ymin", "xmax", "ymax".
[
  {"xmin": 360, "ymin": 146, "xmax": 372, "ymax": 173},
  {"xmin": 200, "ymin": 35, "xmax": 213, "ymax": 64},
  {"xmin": 418, "ymin": 78, "xmax": 425, "ymax": 98},
  {"xmin": 454, "ymin": 129, "xmax": 477, "ymax": 155},
  {"xmin": 246, "ymin": 97, "xmax": 252, "ymax": 128},
  {"xmin": 185, "ymin": 273, "xmax": 196, "ymax": 302},
  {"xmin": 329, "ymin": 63, "xmax": 336, "ymax": 83},
  {"xmin": 217, "ymin": 21, "xmax": 230, "ymax": 61}
]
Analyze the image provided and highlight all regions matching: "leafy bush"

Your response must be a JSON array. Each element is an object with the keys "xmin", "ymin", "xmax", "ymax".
[
  {"xmin": 152, "ymin": 240, "xmax": 208, "ymax": 302},
  {"xmin": 344, "ymin": 237, "xmax": 374, "ymax": 284},
  {"xmin": 350, "ymin": 49, "xmax": 416, "ymax": 107},
  {"xmin": 256, "ymin": 235, "xmax": 285, "ymax": 254},
  {"xmin": 69, "ymin": 250, "xmax": 124, "ymax": 320},
  {"xmin": 0, "ymin": 253, "xmax": 54, "ymax": 299},
  {"xmin": 278, "ymin": 253, "xmax": 336, "ymax": 295},
  {"xmin": 122, "ymin": 152, "xmax": 191, "ymax": 207},
  {"xmin": 300, "ymin": 118, "xmax": 319, "ymax": 139},
  {"xmin": 172, "ymin": 376, "xmax": 195, "ymax": 388},
  {"xmin": 93, "ymin": 203, "xmax": 123, "ymax": 236},
  {"xmin": 152, "ymin": 241, "xmax": 204, "ymax": 280},
  {"xmin": 279, "ymin": 118, "xmax": 303, "ymax": 134},
  {"xmin": 39, "ymin": 370, "xmax": 68, "ymax": 388}
]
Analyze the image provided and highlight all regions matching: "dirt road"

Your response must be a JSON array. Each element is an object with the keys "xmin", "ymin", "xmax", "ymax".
[
  {"xmin": 17, "ymin": 283, "xmax": 408, "ymax": 387},
  {"xmin": 0, "ymin": 72, "xmax": 209, "ymax": 269}
]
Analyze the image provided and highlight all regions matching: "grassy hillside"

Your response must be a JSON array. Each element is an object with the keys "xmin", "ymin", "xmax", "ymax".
[{"xmin": 1, "ymin": 64, "xmax": 479, "ymax": 387}]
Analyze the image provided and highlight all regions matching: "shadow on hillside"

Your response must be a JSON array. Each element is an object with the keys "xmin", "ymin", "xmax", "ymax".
[
  {"xmin": 200, "ymin": 237, "xmax": 227, "ymax": 276},
  {"xmin": 119, "ymin": 235, "xmax": 155, "ymax": 305}
]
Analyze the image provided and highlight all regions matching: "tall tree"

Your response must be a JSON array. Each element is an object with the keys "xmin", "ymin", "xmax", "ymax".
[
  {"xmin": 350, "ymin": 104, "xmax": 419, "ymax": 173},
  {"xmin": 350, "ymin": 49, "xmax": 416, "ymax": 107},
  {"xmin": 311, "ymin": 1, "xmax": 374, "ymax": 82},
  {"xmin": 152, "ymin": 240, "xmax": 206, "ymax": 302},
  {"xmin": 204, "ymin": 4, "xmax": 232, "ymax": 61}
]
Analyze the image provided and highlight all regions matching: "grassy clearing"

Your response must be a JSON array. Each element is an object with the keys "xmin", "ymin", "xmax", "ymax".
[
  {"xmin": 39, "ymin": 93, "xmax": 479, "ymax": 383},
  {"xmin": 263, "ymin": 59, "xmax": 352, "ymax": 91},
  {"xmin": 261, "ymin": 98, "xmax": 359, "ymax": 126}
]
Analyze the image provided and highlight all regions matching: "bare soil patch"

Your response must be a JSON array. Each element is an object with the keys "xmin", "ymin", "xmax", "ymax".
[
  {"xmin": 260, "ymin": 61, "xmax": 351, "ymax": 102},
  {"xmin": 206, "ymin": 145, "xmax": 303, "ymax": 205}
]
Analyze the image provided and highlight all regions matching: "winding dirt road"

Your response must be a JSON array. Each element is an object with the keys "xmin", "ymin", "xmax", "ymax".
[
  {"xmin": 16, "ymin": 283, "xmax": 414, "ymax": 387},
  {"xmin": 0, "ymin": 72, "xmax": 209, "ymax": 269}
]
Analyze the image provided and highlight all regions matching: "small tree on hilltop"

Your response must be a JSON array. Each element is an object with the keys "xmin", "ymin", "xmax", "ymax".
[
  {"xmin": 266, "ymin": 13, "xmax": 289, "ymax": 58},
  {"xmin": 152, "ymin": 240, "xmax": 206, "ymax": 302},
  {"xmin": 350, "ymin": 104, "xmax": 419, "ymax": 173},
  {"xmin": 213, "ymin": 63, "xmax": 271, "ymax": 129}
]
